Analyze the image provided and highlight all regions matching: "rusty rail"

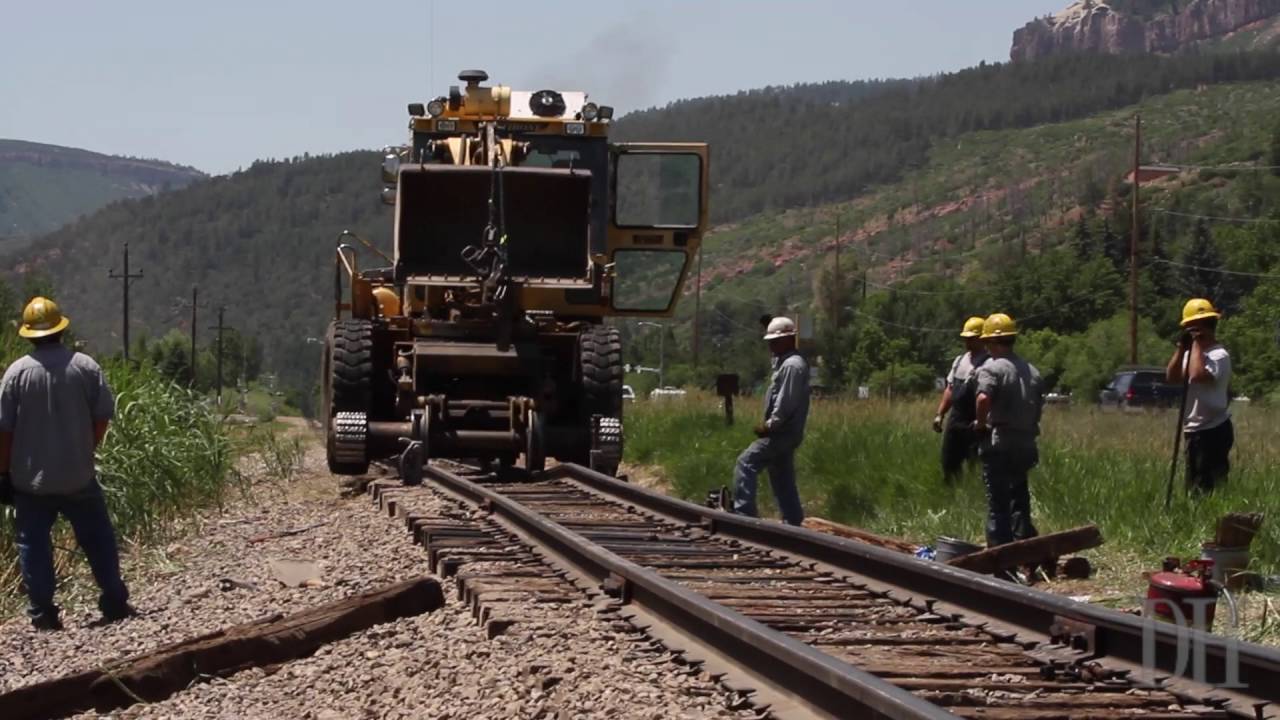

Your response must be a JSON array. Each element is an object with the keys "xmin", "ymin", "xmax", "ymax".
[
  {"xmin": 419, "ymin": 462, "xmax": 1278, "ymax": 719},
  {"xmin": 549, "ymin": 463, "xmax": 1280, "ymax": 712},
  {"xmin": 424, "ymin": 463, "xmax": 951, "ymax": 720}
]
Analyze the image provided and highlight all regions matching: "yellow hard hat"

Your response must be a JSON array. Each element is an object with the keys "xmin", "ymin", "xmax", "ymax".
[
  {"xmin": 960, "ymin": 316, "xmax": 986, "ymax": 338},
  {"xmin": 980, "ymin": 313, "xmax": 1017, "ymax": 339},
  {"xmin": 19, "ymin": 297, "xmax": 70, "ymax": 339},
  {"xmin": 1180, "ymin": 298, "xmax": 1221, "ymax": 327}
]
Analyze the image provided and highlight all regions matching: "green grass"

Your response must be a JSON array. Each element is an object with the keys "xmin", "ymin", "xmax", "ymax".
[{"xmin": 626, "ymin": 393, "xmax": 1279, "ymax": 575}]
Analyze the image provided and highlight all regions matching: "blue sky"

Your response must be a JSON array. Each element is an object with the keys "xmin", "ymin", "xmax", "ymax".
[{"xmin": 0, "ymin": 1, "xmax": 1063, "ymax": 174}]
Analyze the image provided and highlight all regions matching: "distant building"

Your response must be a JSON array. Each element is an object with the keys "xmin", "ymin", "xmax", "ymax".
[{"xmin": 1126, "ymin": 165, "xmax": 1181, "ymax": 184}]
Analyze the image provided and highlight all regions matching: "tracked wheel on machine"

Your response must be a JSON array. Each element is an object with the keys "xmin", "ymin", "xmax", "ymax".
[
  {"xmin": 577, "ymin": 324, "xmax": 624, "ymax": 475},
  {"xmin": 325, "ymin": 319, "xmax": 374, "ymax": 475}
]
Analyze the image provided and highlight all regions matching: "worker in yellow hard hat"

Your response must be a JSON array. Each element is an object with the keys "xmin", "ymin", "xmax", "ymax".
[
  {"xmin": 0, "ymin": 297, "xmax": 133, "ymax": 630},
  {"xmin": 1165, "ymin": 298, "xmax": 1232, "ymax": 495},
  {"xmin": 973, "ymin": 313, "xmax": 1045, "ymax": 553},
  {"xmin": 932, "ymin": 317, "xmax": 989, "ymax": 483}
]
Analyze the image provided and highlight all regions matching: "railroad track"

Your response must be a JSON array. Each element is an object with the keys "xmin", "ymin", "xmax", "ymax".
[{"xmin": 369, "ymin": 461, "xmax": 1280, "ymax": 719}]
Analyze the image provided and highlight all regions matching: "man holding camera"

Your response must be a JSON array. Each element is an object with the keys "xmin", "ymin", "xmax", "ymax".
[{"xmin": 1165, "ymin": 298, "xmax": 1233, "ymax": 495}]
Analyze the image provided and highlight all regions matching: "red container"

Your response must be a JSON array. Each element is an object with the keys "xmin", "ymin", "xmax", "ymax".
[{"xmin": 1147, "ymin": 568, "xmax": 1217, "ymax": 630}]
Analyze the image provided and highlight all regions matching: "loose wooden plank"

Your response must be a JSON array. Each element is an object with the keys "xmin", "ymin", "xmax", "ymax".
[
  {"xmin": 947, "ymin": 525, "xmax": 1102, "ymax": 575},
  {"xmin": 3, "ymin": 576, "xmax": 444, "ymax": 720},
  {"xmin": 801, "ymin": 517, "xmax": 919, "ymax": 554},
  {"xmin": 1214, "ymin": 511, "xmax": 1264, "ymax": 548}
]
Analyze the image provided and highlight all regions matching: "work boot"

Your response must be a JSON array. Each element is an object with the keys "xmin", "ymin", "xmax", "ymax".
[
  {"xmin": 31, "ymin": 612, "xmax": 63, "ymax": 632},
  {"xmin": 99, "ymin": 603, "xmax": 139, "ymax": 625}
]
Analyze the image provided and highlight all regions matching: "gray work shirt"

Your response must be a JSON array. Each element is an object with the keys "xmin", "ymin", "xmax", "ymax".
[
  {"xmin": 976, "ymin": 353, "xmax": 1043, "ymax": 448},
  {"xmin": 945, "ymin": 350, "xmax": 988, "ymax": 427},
  {"xmin": 0, "ymin": 344, "xmax": 115, "ymax": 495},
  {"xmin": 1183, "ymin": 345, "xmax": 1231, "ymax": 432},
  {"xmin": 764, "ymin": 350, "xmax": 810, "ymax": 443}
]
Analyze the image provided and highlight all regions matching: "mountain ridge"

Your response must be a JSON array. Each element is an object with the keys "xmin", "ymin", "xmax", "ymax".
[{"xmin": 0, "ymin": 139, "xmax": 206, "ymax": 242}]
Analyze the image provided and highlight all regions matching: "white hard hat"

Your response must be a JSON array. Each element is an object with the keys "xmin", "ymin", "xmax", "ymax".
[{"xmin": 763, "ymin": 317, "xmax": 797, "ymax": 340}]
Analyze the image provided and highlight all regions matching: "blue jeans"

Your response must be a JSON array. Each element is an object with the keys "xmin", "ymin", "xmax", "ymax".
[
  {"xmin": 979, "ymin": 441, "xmax": 1039, "ymax": 547},
  {"xmin": 732, "ymin": 436, "xmax": 804, "ymax": 526},
  {"xmin": 14, "ymin": 482, "xmax": 129, "ymax": 620}
]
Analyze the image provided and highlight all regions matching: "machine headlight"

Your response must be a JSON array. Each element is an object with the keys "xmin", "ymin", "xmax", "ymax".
[
  {"xmin": 564, "ymin": 122, "xmax": 586, "ymax": 136},
  {"xmin": 581, "ymin": 102, "xmax": 599, "ymax": 121},
  {"xmin": 435, "ymin": 119, "xmax": 457, "ymax": 132},
  {"xmin": 426, "ymin": 97, "xmax": 446, "ymax": 117}
]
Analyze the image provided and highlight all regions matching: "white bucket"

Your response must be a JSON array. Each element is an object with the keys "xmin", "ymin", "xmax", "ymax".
[{"xmin": 1201, "ymin": 544, "xmax": 1250, "ymax": 589}]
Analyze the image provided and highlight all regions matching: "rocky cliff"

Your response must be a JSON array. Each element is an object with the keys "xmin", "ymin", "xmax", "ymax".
[{"xmin": 1012, "ymin": 0, "xmax": 1280, "ymax": 62}]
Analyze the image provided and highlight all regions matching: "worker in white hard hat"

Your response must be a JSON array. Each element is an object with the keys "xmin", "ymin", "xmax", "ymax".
[{"xmin": 730, "ymin": 317, "xmax": 810, "ymax": 526}]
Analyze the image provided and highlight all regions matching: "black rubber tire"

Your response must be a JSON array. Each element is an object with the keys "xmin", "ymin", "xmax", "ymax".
[
  {"xmin": 580, "ymin": 324, "xmax": 624, "ymax": 419},
  {"xmin": 326, "ymin": 319, "xmax": 374, "ymax": 475},
  {"xmin": 577, "ymin": 324, "xmax": 623, "ymax": 474}
]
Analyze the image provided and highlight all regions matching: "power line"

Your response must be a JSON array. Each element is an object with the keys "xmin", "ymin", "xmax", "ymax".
[
  {"xmin": 1149, "ymin": 256, "xmax": 1280, "ymax": 280},
  {"xmin": 847, "ymin": 309, "xmax": 956, "ymax": 334},
  {"xmin": 711, "ymin": 307, "xmax": 764, "ymax": 333},
  {"xmin": 1161, "ymin": 162, "xmax": 1280, "ymax": 172},
  {"xmin": 861, "ymin": 277, "xmax": 994, "ymax": 296},
  {"xmin": 1151, "ymin": 209, "xmax": 1280, "ymax": 225},
  {"xmin": 848, "ymin": 293, "xmax": 1101, "ymax": 336}
]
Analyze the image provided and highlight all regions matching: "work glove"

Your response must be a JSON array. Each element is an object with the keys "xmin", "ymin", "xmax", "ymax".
[
  {"xmin": 932, "ymin": 415, "xmax": 943, "ymax": 433},
  {"xmin": 752, "ymin": 423, "xmax": 770, "ymax": 438},
  {"xmin": 0, "ymin": 473, "xmax": 13, "ymax": 506}
]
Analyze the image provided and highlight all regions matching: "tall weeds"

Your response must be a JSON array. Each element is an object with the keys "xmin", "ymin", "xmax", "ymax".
[
  {"xmin": 0, "ymin": 361, "xmax": 235, "ymax": 604},
  {"xmin": 626, "ymin": 393, "xmax": 1279, "ymax": 575}
]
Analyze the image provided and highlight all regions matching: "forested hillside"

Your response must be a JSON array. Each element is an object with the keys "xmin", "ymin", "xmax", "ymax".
[
  {"xmin": 13, "ymin": 152, "xmax": 390, "ymax": 403},
  {"xmin": 614, "ymin": 51, "xmax": 1280, "ymax": 221},
  {"xmin": 640, "ymin": 79, "xmax": 1280, "ymax": 402},
  {"xmin": 0, "ymin": 140, "xmax": 205, "ymax": 244},
  {"xmin": 15, "ymin": 52, "xmax": 1280, "ymax": 406}
]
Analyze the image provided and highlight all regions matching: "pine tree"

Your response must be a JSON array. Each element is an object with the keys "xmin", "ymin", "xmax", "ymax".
[
  {"xmin": 1072, "ymin": 217, "xmax": 1095, "ymax": 258},
  {"xmin": 1179, "ymin": 220, "xmax": 1225, "ymax": 303},
  {"xmin": 1101, "ymin": 221, "xmax": 1126, "ymax": 270},
  {"xmin": 1270, "ymin": 123, "xmax": 1280, "ymax": 177}
]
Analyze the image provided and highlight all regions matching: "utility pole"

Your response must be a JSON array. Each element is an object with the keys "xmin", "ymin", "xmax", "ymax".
[
  {"xmin": 210, "ymin": 306, "xmax": 228, "ymax": 406},
  {"xmin": 638, "ymin": 321, "xmax": 665, "ymax": 388},
  {"xmin": 834, "ymin": 214, "xmax": 841, "ymax": 333},
  {"xmin": 693, "ymin": 244, "xmax": 702, "ymax": 368},
  {"xmin": 1130, "ymin": 114, "xmax": 1141, "ymax": 366},
  {"xmin": 861, "ymin": 269, "xmax": 868, "ymax": 302},
  {"xmin": 107, "ymin": 242, "xmax": 144, "ymax": 360},
  {"xmin": 190, "ymin": 286, "xmax": 199, "ymax": 386}
]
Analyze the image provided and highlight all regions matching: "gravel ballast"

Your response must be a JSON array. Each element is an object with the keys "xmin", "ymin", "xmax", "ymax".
[{"xmin": 1, "ymin": 435, "xmax": 763, "ymax": 719}]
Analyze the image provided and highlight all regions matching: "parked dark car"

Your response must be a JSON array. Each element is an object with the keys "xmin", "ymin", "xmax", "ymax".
[{"xmin": 1097, "ymin": 368, "xmax": 1181, "ymax": 409}]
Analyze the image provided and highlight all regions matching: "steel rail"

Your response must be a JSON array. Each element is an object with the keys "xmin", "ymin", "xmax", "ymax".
[
  {"xmin": 549, "ymin": 464, "xmax": 1280, "ymax": 714},
  {"xmin": 423, "ymin": 463, "xmax": 954, "ymax": 720}
]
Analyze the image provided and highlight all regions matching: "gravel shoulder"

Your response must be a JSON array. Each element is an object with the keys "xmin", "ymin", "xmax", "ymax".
[{"xmin": 1, "ymin": 433, "xmax": 763, "ymax": 719}]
